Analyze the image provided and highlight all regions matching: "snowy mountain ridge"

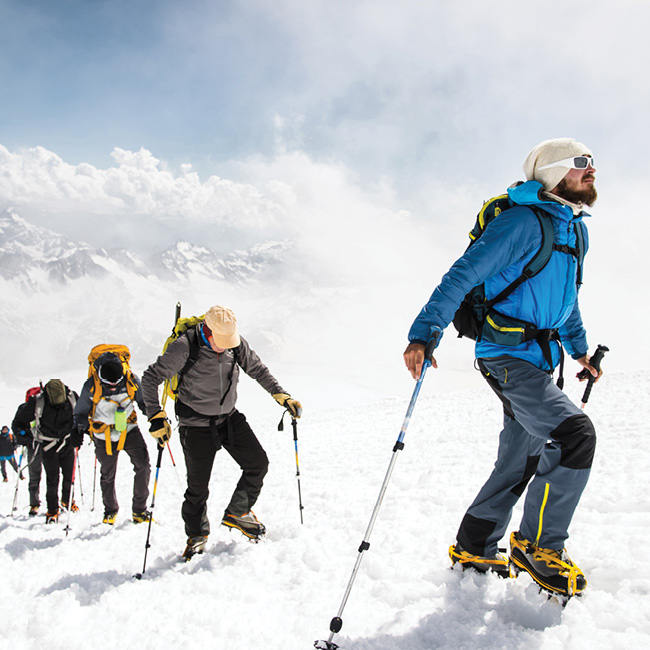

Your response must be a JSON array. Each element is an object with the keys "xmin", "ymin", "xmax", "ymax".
[
  {"xmin": 0, "ymin": 207, "xmax": 306, "ymax": 379},
  {"xmin": 0, "ymin": 207, "xmax": 293, "ymax": 289}
]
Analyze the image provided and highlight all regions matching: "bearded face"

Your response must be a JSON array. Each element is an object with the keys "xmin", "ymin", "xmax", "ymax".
[{"xmin": 554, "ymin": 169, "xmax": 598, "ymax": 207}]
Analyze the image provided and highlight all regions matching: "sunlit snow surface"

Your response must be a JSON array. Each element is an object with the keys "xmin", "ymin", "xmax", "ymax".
[{"xmin": 2, "ymin": 370, "xmax": 648, "ymax": 650}]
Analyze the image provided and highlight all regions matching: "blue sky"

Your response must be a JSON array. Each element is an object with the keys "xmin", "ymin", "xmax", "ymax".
[
  {"xmin": 0, "ymin": 1, "xmax": 287, "ymax": 171},
  {"xmin": 3, "ymin": 0, "xmax": 648, "ymax": 196}
]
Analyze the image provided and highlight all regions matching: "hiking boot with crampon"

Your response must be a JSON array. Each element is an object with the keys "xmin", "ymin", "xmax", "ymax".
[
  {"xmin": 182, "ymin": 535, "xmax": 208, "ymax": 561},
  {"xmin": 61, "ymin": 500, "xmax": 79, "ymax": 512},
  {"xmin": 29, "ymin": 506, "xmax": 39, "ymax": 517},
  {"xmin": 509, "ymin": 531, "xmax": 586, "ymax": 598},
  {"xmin": 222, "ymin": 511, "xmax": 266, "ymax": 541},
  {"xmin": 45, "ymin": 511, "xmax": 59, "ymax": 524},
  {"xmin": 449, "ymin": 543, "xmax": 511, "ymax": 578},
  {"xmin": 132, "ymin": 510, "xmax": 152, "ymax": 524},
  {"xmin": 103, "ymin": 511, "xmax": 118, "ymax": 525}
]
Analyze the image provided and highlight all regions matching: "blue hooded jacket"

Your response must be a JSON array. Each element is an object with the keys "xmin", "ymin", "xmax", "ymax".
[{"xmin": 408, "ymin": 181, "xmax": 589, "ymax": 371}]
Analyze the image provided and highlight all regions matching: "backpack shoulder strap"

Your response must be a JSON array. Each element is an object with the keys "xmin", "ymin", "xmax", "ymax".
[
  {"xmin": 174, "ymin": 328, "xmax": 202, "ymax": 396},
  {"xmin": 485, "ymin": 206, "xmax": 554, "ymax": 308},
  {"xmin": 572, "ymin": 221, "xmax": 586, "ymax": 286},
  {"xmin": 33, "ymin": 394, "xmax": 45, "ymax": 433},
  {"xmin": 524, "ymin": 207, "xmax": 555, "ymax": 276}
]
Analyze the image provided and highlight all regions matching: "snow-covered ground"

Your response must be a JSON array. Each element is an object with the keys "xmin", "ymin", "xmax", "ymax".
[{"xmin": 1, "ymin": 365, "xmax": 648, "ymax": 650}]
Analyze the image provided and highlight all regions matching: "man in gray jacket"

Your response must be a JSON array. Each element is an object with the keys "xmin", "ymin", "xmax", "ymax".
[{"xmin": 141, "ymin": 305, "xmax": 301, "ymax": 559}]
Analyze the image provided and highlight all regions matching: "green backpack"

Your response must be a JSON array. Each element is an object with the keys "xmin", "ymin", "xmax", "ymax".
[{"xmin": 161, "ymin": 314, "xmax": 205, "ymax": 404}]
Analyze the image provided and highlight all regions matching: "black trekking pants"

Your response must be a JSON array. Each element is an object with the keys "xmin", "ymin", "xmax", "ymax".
[
  {"xmin": 26, "ymin": 444, "xmax": 43, "ymax": 507},
  {"xmin": 1, "ymin": 457, "xmax": 19, "ymax": 480},
  {"xmin": 41, "ymin": 444, "xmax": 74, "ymax": 514},
  {"xmin": 179, "ymin": 410, "xmax": 269, "ymax": 538}
]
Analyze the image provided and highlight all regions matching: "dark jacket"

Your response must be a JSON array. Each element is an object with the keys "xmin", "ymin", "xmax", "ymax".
[
  {"xmin": 0, "ymin": 430, "xmax": 15, "ymax": 457},
  {"xmin": 12, "ymin": 388, "xmax": 77, "ymax": 450}
]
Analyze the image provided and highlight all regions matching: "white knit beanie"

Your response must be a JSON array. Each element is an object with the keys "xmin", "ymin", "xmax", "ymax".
[{"xmin": 523, "ymin": 138, "xmax": 593, "ymax": 191}]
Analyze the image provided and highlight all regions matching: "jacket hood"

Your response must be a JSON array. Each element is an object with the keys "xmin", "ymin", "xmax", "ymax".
[
  {"xmin": 508, "ymin": 180, "xmax": 551, "ymax": 206},
  {"xmin": 508, "ymin": 180, "xmax": 591, "ymax": 220}
]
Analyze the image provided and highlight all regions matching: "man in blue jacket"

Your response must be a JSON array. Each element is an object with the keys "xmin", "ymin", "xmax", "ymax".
[{"xmin": 404, "ymin": 138, "xmax": 600, "ymax": 598}]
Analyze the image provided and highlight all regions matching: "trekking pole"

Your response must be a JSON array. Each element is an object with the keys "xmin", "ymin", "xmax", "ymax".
[
  {"xmin": 10, "ymin": 448, "xmax": 25, "ymax": 516},
  {"xmin": 577, "ymin": 344, "xmax": 609, "ymax": 409},
  {"xmin": 134, "ymin": 441, "xmax": 165, "ymax": 580},
  {"xmin": 315, "ymin": 335, "xmax": 438, "ymax": 650},
  {"xmin": 166, "ymin": 441, "xmax": 184, "ymax": 488},
  {"xmin": 76, "ymin": 452, "xmax": 84, "ymax": 505},
  {"xmin": 64, "ymin": 447, "xmax": 79, "ymax": 537},
  {"xmin": 161, "ymin": 301, "xmax": 183, "ymax": 488},
  {"xmin": 91, "ymin": 455, "xmax": 97, "ymax": 511},
  {"xmin": 278, "ymin": 409, "xmax": 305, "ymax": 524},
  {"xmin": 167, "ymin": 443, "xmax": 177, "ymax": 467}
]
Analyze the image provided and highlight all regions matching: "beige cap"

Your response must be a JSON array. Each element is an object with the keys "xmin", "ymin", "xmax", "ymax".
[
  {"xmin": 204, "ymin": 305, "xmax": 241, "ymax": 348},
  {"xmin": 523, "ymin": 138, "xmax": 593, "ymax": 191}
]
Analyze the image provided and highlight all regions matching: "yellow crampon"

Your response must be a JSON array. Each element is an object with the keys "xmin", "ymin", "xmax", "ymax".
[
  {"xmin": 526, "ymin": 547, "xmax": 583, "ymax": 596},
  {"xmin": 509, "ymin": 532, "xmax": 586, "ymax": 597},
  {"xmin": 448, "ymin": 545, "xmax": 510, "ymax": 571}
]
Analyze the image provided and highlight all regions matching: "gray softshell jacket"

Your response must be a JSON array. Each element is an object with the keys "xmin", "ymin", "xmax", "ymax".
[{"xmin": 141, "ymin": 328, "xmax": 286, "ymax": 428}]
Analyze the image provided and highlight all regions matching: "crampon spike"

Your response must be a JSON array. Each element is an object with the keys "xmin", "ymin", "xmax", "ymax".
[{"xmin": 314, "ymin": 640, "xmax": 339, "ymax": 650}]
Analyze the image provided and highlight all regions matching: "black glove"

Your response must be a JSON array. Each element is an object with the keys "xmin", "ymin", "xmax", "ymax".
[
  {"xmin": 14, "ymin": 430, "xmax": 32, "ymax": 446},
  {"xmin": 71, "ymin": 424, "xmax": 87, "ymax": 448},
  {"xmin": 70, "ymin": 431, "xmax": 83, "ymax": 448}
]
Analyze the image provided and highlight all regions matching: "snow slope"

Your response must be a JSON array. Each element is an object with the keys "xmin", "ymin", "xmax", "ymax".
[{"xmin": 1, "ymin": 367, "xmax": 648, "ymax": 650}]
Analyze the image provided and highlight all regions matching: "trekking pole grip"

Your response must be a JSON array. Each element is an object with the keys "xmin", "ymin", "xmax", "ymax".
[
  {"xmin": 422, "ymin": 331, "xmax": 440, "ymax": 371},
  {"xmin": 579, "ymin": 344, "xmax": 609, "ymax": 405}
]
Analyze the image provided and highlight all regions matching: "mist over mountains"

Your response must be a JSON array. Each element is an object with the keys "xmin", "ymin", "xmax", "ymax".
[
  {"xmin": 0, "ymin": 207, "xmax": 314, "ymax": 383},
  {"xmin": 0, "ymin": 208, "xmax": 293, "ymax": 288},
  {"xmin": 0, "ymin": 205, "xmax": 426, "ymax": 414}
]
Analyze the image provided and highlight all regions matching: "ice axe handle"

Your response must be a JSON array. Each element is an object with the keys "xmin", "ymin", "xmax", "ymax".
[{"xmin": 578, "ymin": 344, "xmax": 609, "ymax": 404}]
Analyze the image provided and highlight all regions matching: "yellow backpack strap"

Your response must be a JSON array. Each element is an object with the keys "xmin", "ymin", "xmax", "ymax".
[
  {"xmin": 89, "ymin": 421, "xmax": 113, "ymax": 455},
  {"xmin": 125, "ymin": 372, "xmax": 138, "ymax": 402},
  {"xmin": 90, "ymin": 372, "xmax": 103, "ymax": 421},
  {"xmin": 115, "ymin": 428, "xmax": 128, "ymax": 453}
]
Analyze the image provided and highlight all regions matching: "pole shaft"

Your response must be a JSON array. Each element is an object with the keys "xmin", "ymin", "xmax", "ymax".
[
  {"xmin": 65, "ymin": 447, "xmax": 79, "ymax": 535},
  {"xmin": 140, "ymin": 442, "xmax": 165, "ymax": 575},
  {"xmin": 10, "ymin": 449, "xmax": 25, "ymax": 515},
  {"xmin": 326, "ymin": 358, "xmax": 432, "ymax": 645},
  {"xmin": 291, "ymin": 418, "xmax": 304, "ymax": 524}
]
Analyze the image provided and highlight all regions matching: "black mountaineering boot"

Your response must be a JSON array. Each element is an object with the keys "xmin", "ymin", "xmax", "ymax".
[
  {"xmin": 221, "ymin": 511, "xmax": 266, "ymax": 541},
  {"xmin": 182, "ymin": 536, "xmax": 208, "ymax": 561}
]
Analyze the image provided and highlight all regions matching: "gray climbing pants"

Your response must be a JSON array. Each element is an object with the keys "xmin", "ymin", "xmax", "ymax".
[{"xmin": 456, "ymin": 356, "xmax": 596, "ymax": 555}]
